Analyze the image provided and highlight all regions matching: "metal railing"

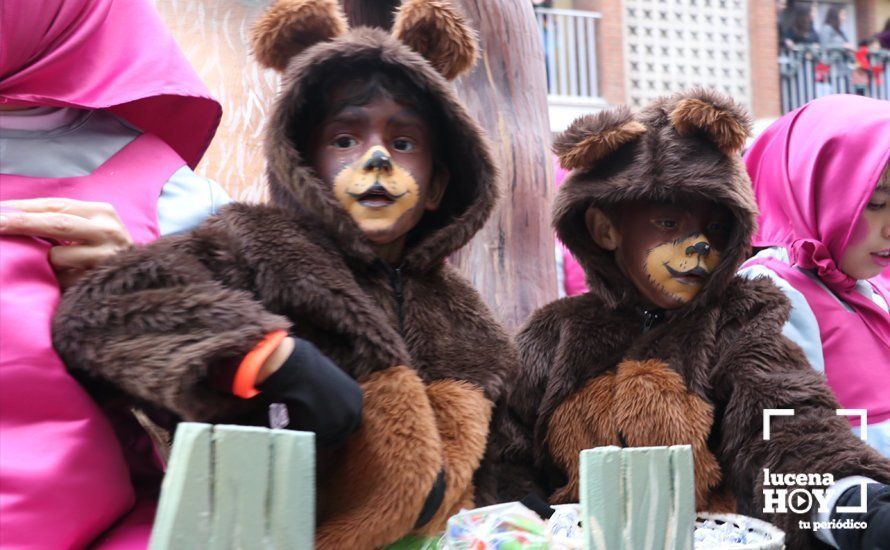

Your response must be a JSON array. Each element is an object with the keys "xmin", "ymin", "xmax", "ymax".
[
  {"xmin": 779, "ymin": 45, "xmax": 890, "ymax": 113},
  {"xmin": 534, "ymin": 8, "xmax": 602, "ymax": 100}
]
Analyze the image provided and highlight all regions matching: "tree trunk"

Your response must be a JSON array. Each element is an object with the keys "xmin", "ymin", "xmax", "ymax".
[
  {"xmin": 342, "ymin": 0, "xmax": 557, "ymax": 332},
  {"xmin": 341, "ymin": 0, "xmax": 401, "ymax": 28}
]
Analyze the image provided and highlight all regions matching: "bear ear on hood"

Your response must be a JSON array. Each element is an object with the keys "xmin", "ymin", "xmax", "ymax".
[
  {"xmin": 668, "ymin": 87, "xmax": 752, "ymax": 156},
  {"xmin": 392, "ymin": 0, "xmax": 478, "ymax": 80},
  {"xmin": 252, "ymin": 0, "xmax": 349, "ymax": 72},
  {"xmin": 553, "ymin": 106, "xmax": 647, "ymax": 170}
]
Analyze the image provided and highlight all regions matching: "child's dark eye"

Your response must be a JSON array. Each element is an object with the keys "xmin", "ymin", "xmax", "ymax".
[
  {"xmin": 392, "ymin": 138, "xmax": 415, "ymax": 152},
  {"xmin": 332, "ymin": 136, "xmax": 357, "ymax": 149},
  {"xmin": 654, "ymin": 219, "xmax": 678, "ymax": 229},
  {"xmin": 866, "ymin": 201, "xmax": 887, "ymax": 211}
]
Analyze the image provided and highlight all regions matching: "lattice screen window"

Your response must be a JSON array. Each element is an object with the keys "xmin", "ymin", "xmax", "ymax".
[{"xmin": 623, "ymin": 0, "xmax": 752, "ymax": 109}]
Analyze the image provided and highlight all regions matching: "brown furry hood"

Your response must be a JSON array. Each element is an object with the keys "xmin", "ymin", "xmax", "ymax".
[
  {"xmin": 255, "ymin": 1, "xmax": 498, "ymax": 273},
  {"xmin": 552, "ymin": 88, "xmax": 759, "ymax": 310}
]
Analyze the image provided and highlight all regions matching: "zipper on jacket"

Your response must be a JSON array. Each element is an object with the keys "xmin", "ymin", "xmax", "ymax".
[
  {"xmin": 394, "ymin": 267, "xmax": 404, "ymax": 336},
  {"xmin": 382, "ymin": 263, "xmax": 406, "ymax": 336},
  {"xmin": 641, "ymin": 308, "xmax": 665, "ymax": 333}
]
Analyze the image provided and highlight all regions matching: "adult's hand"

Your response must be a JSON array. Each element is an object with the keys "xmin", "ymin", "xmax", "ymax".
[{"xmin": 0, "ymin": 198, "xmax": 132, "ymax": 288}]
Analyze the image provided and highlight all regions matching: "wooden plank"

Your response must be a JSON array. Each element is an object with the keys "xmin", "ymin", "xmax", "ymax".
[
  {"xmin": 151, "ymin": 423, "xmax": 317, "ymax": 549},
  {"xmin": 579, "ymin": 446, "xmax": 623, "ymax": 550},
  {"xmin": 546, "ymin": 11, "xmax": 558, "ymax": 95},
  {"xmin": 556, "ymin": 14, "xmax": 569, "ymax": 96},
  {"xmin": 623, "ymin": 447, "xmax": 670, "ymax": 550},
  {"xmin": 667, "ymin": 445, "xmax": 695, "ymax": 550},
  {"xmin": 149, "ymin": 423, "xmax": 212, "ymax": 550},
  {"xmin": 580, "ymin": 445, "xmax": 696, "ymax": 550},
  {"xmin": 268, "ymin": 429, "xmax": 316, "ymax": 549},
  {"xmin": 208, "ymin": 425, "xmax": 271, "ymax": 550},
  {"xmin": 577, "ymin": 15, "xmax": 589, "ymax": 97},
  {"xmin": 587, "ymin": 17, "xmax": 598, "ymax": 97},
  {"xmin": 567, "ymin": 12, "xmax": 578, "ymax": 96}
]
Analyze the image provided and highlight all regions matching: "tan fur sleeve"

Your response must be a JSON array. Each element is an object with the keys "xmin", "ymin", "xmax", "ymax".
[
  {"xmin": 316, "ymin": 365, "xmax": 442, "ymax": 550},
  {"xmin": 414, "ymin": 380, "xmax": 493, "ymax": 534}
]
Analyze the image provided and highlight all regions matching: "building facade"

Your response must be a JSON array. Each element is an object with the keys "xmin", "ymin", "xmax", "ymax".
[{"xmin": 538, "ymin": 0, "xmax": 890, "ymax": 130}]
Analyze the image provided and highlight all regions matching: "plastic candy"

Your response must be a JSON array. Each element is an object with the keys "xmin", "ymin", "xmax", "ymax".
[
  {"xmin": 444, "ymin": 503, "xmax": 549, "ymax": 549},
  {"xmin": 694, "ymin": 518, "xmax": 773, "ymax": 548},
  {"xmin": 547, "ymin": 504, "xmax": 583, "ymax": 548}
]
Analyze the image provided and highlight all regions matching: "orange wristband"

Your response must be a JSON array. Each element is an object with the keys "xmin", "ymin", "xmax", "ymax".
[{"xmin": 232, "ymin": 330, "xmax": 289, "ymax": 399}]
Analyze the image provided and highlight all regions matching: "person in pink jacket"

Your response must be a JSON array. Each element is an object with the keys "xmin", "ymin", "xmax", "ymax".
[
  {"xmin": 553, "ymin": 156, "xmax": 589, "ymax": 296},
  {"xmin": 740, "ymin": 95, "xmax": 890, "ymax": 461},
  {"xmin": 0, "ymin": 0, "xmax": 221, "ymax": 547}
]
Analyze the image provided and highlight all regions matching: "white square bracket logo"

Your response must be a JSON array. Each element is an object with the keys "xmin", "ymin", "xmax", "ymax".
[
  {"xmin": 836, "ymin": 409, "xmax": 868, "ymax": 442},
  {"xmin": 834, "ymin": 409, "xmax": 869, "ymax": 514},
  {"xmin": 835, "ymin": 481, "xmax": 868, "ymax": 514},
  {"xmin": 762, "ymin": 408, "xmax": 868, "ymax": 442},
  {"xmin": 762, "ymin": 408, "xmax": 869, "ymax": 514},
  {"xmin": 762, "ymin": 409, "xmax": 795, "ymax": 440}
]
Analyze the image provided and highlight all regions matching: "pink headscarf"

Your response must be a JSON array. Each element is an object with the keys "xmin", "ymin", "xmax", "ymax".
[
  {"xmin": 745, "ymin": 94, "xmax": 890, "ymax": 346},
  {"xmin": 0, "ymin": 0, "xmax": 221, "ymax": 168}
]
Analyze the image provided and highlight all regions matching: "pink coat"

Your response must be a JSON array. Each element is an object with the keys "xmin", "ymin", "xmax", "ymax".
[
  {"xmin": 744, "ymin": 94, "xmax": 890, "ymax": 348},
  {"xmin": 0, "ymin": 1, "xmax": 220, "ymax": 547},
  {"xmin": 554, "ymin": 157, "xmax": 588, "ymax": 296},
  {"xmin": 0, "ymin": 0, "xmax": 219, "ymax": 168},
  {"xmin": 742, "ymin": 95, "xmax": 890, "ymax": 446}
]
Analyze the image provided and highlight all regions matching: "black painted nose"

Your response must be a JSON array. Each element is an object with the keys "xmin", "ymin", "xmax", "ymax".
[
  {"xmin": 686, "ymin": 241, "xmax": 711, "ymax": 257},
  {"xmin": 363, "ymin": 150, "xmax": 392, "ymax": 172}
]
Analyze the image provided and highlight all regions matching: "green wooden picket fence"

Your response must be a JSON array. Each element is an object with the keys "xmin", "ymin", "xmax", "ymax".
[
  {"xmin": 580, "ymin": 445, "xmax": 695, "ymax": 550},
  {"xmin": 149, "ymin": 424, "xmax": 698, "ymax": 549},
  {"xmin": 148, "ymin": 423, "xmax": 315, "ymax": 549}
]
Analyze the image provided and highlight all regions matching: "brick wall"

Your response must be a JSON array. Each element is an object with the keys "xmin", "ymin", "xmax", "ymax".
[
  {"xmin": 878, "ymin": 0, "xmax": 890, "ymax": 34},
  {"xmin": 856, "ymin": 0, "xmax": 877, "ymax": 41},
  {"xmin": 576, "ymin": 0, "xmax": 627, "ymax": 104},
  {"xmin": 572, "ymin": 0, "xmax": 598, "ymax": 9},
  {"xmin": 568, "ymin": 0, "xmax": 781, "ymax": 114},
  {"xmin": 748, "ymin": 0, "xmax": 781, "ymax": 118}
]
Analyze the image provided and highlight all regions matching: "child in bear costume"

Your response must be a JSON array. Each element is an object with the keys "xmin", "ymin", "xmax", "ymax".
[
  {"xmin": 481, "ymin": 89, "xmax": 890, "ymax": 549},
  {"xmin": 52, "ymin": 1, "xmax": 513, "ymax": 547}
]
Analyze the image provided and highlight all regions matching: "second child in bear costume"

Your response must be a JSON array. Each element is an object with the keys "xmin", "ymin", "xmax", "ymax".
[
  {"xmin": 481, "ymin": 89, "xmax": 890, "ymax": 549},
  {"xmin": 51, "ymin": 0, "xmax": 514, "ymax": 548}
]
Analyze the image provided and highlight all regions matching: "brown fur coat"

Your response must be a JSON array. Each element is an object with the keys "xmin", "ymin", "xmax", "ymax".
[
  {"xmin": 477, "ymin": 89, "xmax": 890, "ymax": 549},
  {"xmin": 52, "ymin": 1, "xmax": 514, "ymax": 548}
]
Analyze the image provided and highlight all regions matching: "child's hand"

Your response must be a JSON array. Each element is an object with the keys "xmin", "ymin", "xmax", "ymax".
[
  {"xmin": 256, "ymin": 337, "xmax": 363, "ymax": 447},
  {"xmin": 255, "ymin": 336, "xmax": 296, "ymax": 383},
  {"xmin": 0, "ymin": 198, "xmax": 132, "ymax": 288},
  {"xmin": 831, "ymin": 482, "xmax": 890, "ymax": 549}
]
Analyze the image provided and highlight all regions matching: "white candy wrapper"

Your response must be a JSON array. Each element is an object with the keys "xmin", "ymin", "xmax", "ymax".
[
  {"xmin": 547, "ymin": 504, "xmax": 584, "ymax": 549},
  {"xmin": 694, "ymin": 514, "xmax": 785, "ymax": 549}
]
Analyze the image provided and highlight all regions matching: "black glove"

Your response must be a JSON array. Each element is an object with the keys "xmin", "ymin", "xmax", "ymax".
[
  {"xmin": 256, "ymin": 338, "xmax": 363, "ymax": 448},
  {"xmin": 414, "ymin": 470, "xmax": 446, "ymax": 529},
  {"xmin": 831, "ymin": 482, "xmax": 890, "ymax": 550}
]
